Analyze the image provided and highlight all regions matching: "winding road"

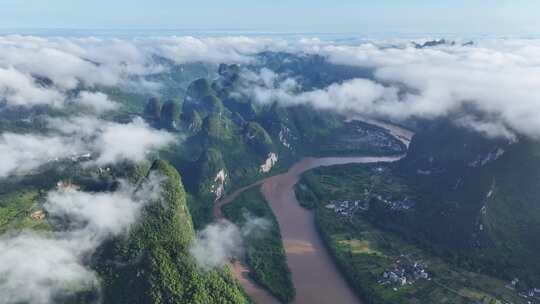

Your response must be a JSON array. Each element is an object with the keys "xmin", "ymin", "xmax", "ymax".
[{"xmin": 214, "ymin": 121, "xmax": 413, "ymax": 304}]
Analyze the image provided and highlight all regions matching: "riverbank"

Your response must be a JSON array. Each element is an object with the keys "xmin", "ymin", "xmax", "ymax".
[
  {"xmin": 297, "ymin": 160, "xmax": 533, "ymax": 304},
  {"xmin": 260, "ymin": 155, "xmax": 405, "ymax": 304},
  {"xmin": 221, "ymin": 186, "xmax": 294, "ymax": 302},
  {"xmin": 214, "ymin": 122, "xmax": 413, "ymax": 304}
]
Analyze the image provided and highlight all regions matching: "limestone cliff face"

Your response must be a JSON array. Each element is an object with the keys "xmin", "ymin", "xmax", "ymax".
[
  {"xmin": 210, "ymin": 169, "xmax": 227, "ymax": 200},
  {"xmin": 260, "ymin": 153, "xmax": 278, "ymax": 173},
  {"xmin": 195, "ymin": 148, "xmax": 229, "ymax": 201}
]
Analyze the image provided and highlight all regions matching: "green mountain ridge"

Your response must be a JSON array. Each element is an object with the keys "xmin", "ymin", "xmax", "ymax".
[
  {"xmin": 392, "ymin": 122, "xmax": 540, "ymax": 285},
  {"xmin": 94, "ymin": 159, "xmax": 248, "ymax": 304}
]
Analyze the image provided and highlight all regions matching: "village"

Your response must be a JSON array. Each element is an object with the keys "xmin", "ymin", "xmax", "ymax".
[
  {"xmin": 506, "ymin": 278, "xmax": 540, "ymax": 303},
  {"xmin": 324, "ymin": 193, "xmax": 416, "ymax": 218},
  {"xmin": 378, "ymin": 254, "xmax": 430, "ymax": 288},
  {"xmin": 353, "ymin": 125, "xmax": 405, "ymax": 154},
  {"xmin": 325, "ymin": 200, "xmax": 368, "ymax": 217}
]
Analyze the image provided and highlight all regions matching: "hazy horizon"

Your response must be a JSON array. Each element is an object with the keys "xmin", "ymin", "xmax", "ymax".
[
  {"xmin": 1, "ymin": 28, "xmax": 539, "ymax": 41},
  {"xmin": 1, "ymin": 0, "xmax": 539, "ymax": 36}
]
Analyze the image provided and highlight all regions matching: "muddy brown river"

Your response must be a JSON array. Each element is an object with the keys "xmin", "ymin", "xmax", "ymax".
[{"xmin": 214, "ymin": 122, "xmax": 413, "ymax": 304}]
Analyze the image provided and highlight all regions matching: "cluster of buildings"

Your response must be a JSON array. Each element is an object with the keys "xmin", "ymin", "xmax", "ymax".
[
  {"xmin": 70, "ymin": 152, "xmax": 92, "ymax": 162},
  {"xmin": 522, "ymin": 289, "xmax": 540, "ymax": 302},
  {"xmin": 379, "ymin": 256, "xmax": 430, "ymax": 288},
  {"xmin": 30, "ymin": 210, "xmax": 46, "ymax": 221},
  {"xmin": 468, "ymin": 148, "xmax": 505, "ymax": 168},
  {"xmin": 374, "ymin": 195, "xmax": 416, "ymax": 211},
  {"xmin": 47, "ymin": 152, "xmax": 92, "ymax": 163},
  {"xmin": 279, "ymin": 126, "xmax": 293, "ymax": 149},
  {"xmin": 325, "ymin": 194, "xmax": 415, "ymax": 218},
  {"xmin": 97, "ymin": 167, "xmax": 112, "ymax": 175},
  {"xmin": 325, "ymin": 200, "xmax": 368, "ymax": 217},
  {"xmin": 357, "ymin": 127, "xmax": 403, "ymax": 153},
  {"xmin": 507, "ymin": 278, "xmax": 540, "ymax": 302},
  {"xmin": 56, "ymin": 180, "xmax": 81, "ymax": 192},
  {"xmin": 323, "ymin": 165, "xmax": 414, "ymax": 219}
]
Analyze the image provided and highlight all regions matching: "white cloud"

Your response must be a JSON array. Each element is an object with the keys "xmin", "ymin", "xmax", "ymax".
[
  {"xmin": 302, "ymin": 40, "xmax": 540, "ymax": 138},
  {"xmin": 0, "ymin": 173, "xmax": 165, "ymax": 304},
  {"xmin": 0, "ymin": 67, "xmax": 63, "ymax": 107},
  {"xmin": 454, "ymin": 115, "xmax": 517, "ymax": 141},
  {"xmin": 47, "ymin": 116, "xmax": 175, "ymax": 167},
  {"xmin": 75, "ymin": 91, "xmax": 118, "ymax": 113},
  {"xmin": 0, "ymin": 35, "xmax": 287, "ymax": 108},
  {"xmin": 91, "ymin": 118, "xmax": 174, "ymax": 165},
  {"xmin": 236, "ymin": 68, "xmax": 398, "ymax": 116},
  {"xmin": 190, "ymin": 220, "xmax": 243, "ymax": 270},
  {"xmin": 4, "ymin": 34, "xmax": 540, "ymax": 302},
  {"xmin": 190, "ymin": 214, "xmax": 271, "ymax": 270},
  {"xmin": 0, "ymin": 36, "xmax": 160, "ymax": 108},
  {"xmin": 0, "ymin": 117, "xmax": 174, "ymax": 178},
  {"xmin": 0, "ymin": 133, "xmax": 82, "ymax": 177},
  {"xmin": 0, "ymin": 36, "xmax": 156, "ymax": 90},
  {"xmin": 230, "ymin": 39, "xmax": 540, "ymax": 139},
  {"xmin": 143, "ymin": 36, "xmax": 283, "ymax": 64},
  {"xmin": 46, "ymin": 189, "xmax": 142, "ymax": 236},
  {"xmin": 240, "ymin": 213, "xmax": 271, "ymax": 238},
  {"xmin": 0, "ymin": 233, "xmax": 98, "ymax": 304}
]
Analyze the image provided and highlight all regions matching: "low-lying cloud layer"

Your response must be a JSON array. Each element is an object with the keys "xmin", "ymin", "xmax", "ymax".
[
  {"xmin": 0, "ymin": 34, "xmax": 290, "ymax": 303},
  {"xmin": 0, "ymin": 117, "xmax": 174, "ymax": 178},
  {"xmin": 49, "ymin": 116, "xmax": 175, "ymax": 166},
  {"xmin": 0, "ymin": 132, "xmax": 77, "ymax": 177},
  {"xmin": 0, "ymin": 172, "xmax": 164, "ymax": 304},
  {"xmin": 190, "ymin": 220, "xmax": 243, "ymax": 270},
  {"xmin": 236, "ymin": 38, "xmax": 540, "ymax": 139},
  {"xmin": 190, "ymin": 214, "xmax": 271, "ymax": 270},
  {"xmin": 3, "ymin": 35, "xmax": 540, "ymax": 139},
  {"xmin": 0, "ymin": 232, "xmax": 99, "ymax": 304},
  {"xmin": 300, "ymin": 40, "xmax": 540, "ymax": 139},
  {"xmin": 75, "ymin": 91, "xmax": 118, "ymax": 113},
  {"xmin": 1, "ymin": 33, "xmax": 540, "ymax": 303},
  {"xmin": 0, "ymin": 35, "xmax": 280, "ymax": 108}
]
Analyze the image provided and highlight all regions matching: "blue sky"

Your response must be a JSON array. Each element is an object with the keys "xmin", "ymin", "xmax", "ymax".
[{"xmin": 0, "ymin": 0, "xmax": 539, "ymax": 35}]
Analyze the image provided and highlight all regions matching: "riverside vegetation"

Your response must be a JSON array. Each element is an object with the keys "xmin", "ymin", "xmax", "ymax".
[{"xmin": 296, "ymin": 121, "xmax": 540, "ymax": 303}]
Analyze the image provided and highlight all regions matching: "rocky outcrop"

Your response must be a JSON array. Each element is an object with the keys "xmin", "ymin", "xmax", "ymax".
[
  {"xmin": 260, "ymin": 153, "xmax": 278, "ymax": 173},
  {"xmin": 210, "ymin": 169, "xmax": 227, "ymax": 200},
  {"xmin": 160, "ymin": 100, "xmax": 180, "ymax": 129}
]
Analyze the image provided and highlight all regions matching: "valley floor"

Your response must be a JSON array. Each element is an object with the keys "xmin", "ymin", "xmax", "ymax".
[
  {"xmin": 297, "ymin": 163, "xmax": 537, "ymax": 304},
  {"xmin": 217, "ymin": 155, "xmax": 405, "ymax": 304}
]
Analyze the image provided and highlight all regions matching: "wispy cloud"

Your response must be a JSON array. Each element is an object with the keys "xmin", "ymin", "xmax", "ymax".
[
  {"xmin": 232, "ymin": 39, "xmax": 540, "ymax": 139},
  {"xmin": 0, "ymin": 172, "xmax": 165, "ymax": 304},
  {"xmin": 0, "ymin": 35, "xmax": 284, "ymax": 108},
  {"xmin": 0, "ymin": 117, "xmax": 174, "ymax": 178},
  {"xmin": 190, "ymin": 213, "xmax": 271, "ymax": 270}
]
